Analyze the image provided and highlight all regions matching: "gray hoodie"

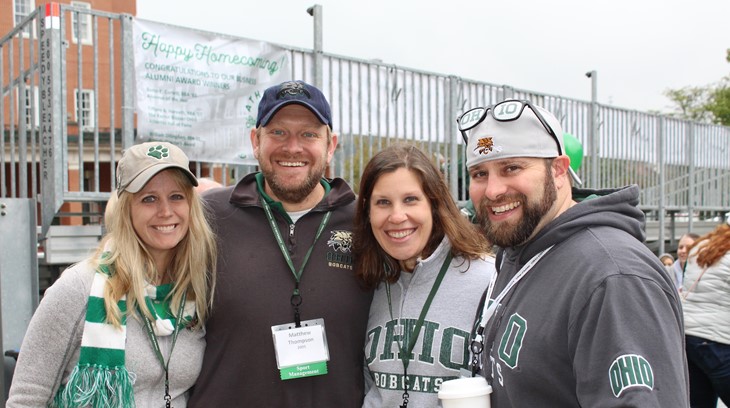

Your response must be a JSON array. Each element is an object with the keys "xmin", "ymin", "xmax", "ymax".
[
  {"xmin": 364, "ymin": 238, "xmax": 495, "ymax": 407},
  {"xmin": 479, "ymin": 185, "xmax": 689, "ymax": 407}
]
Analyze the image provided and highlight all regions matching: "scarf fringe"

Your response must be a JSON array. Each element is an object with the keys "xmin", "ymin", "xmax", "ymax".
[{"xmin": 52, "ymin": 364, "xmax": 135, "ymax": 408}]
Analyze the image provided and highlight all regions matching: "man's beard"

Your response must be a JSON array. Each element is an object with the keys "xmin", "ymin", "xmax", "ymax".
[
  {"xmin": 476, "ymin": 172, "xmax": 557, "ymax": 248},
  {"xmin": 261, "ymin": 159, "xmax": 326, "ymax": 204}
]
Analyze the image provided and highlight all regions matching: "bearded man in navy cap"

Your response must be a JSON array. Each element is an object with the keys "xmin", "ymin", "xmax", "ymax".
[
  {"xmin": 462, "ymin": 100, "xmax": 688, "ymax": 407},
  {"xmin": 190, "ymin": 81, "xmax": 372, "ymax": 407}
]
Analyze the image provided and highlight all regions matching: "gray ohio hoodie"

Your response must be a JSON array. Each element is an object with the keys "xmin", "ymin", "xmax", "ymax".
[
  {"xmin": 480, "ymin": 185, "xmax": 689, "ymax": 407},
  {"xmin": 364, "ymin": 238, "xmax": 495, "ymax": 407}
]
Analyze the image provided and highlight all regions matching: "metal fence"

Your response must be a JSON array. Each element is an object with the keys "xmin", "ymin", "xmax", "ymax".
[
  {"xmin": 288, "ymin": 50, "xmax": 730, "ymax": 222},
  {"xmin": 3, "ymin": 4, "xmax": 730, "ymax": 235},
  {"xmin": 3, "ymin": 3, "xmax": 730, "ymax": 400}
]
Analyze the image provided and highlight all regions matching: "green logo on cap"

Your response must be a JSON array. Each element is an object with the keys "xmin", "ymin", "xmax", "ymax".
[{"xmin": 147, "ymin": 145, "xmax": 169, "ymax": 160}]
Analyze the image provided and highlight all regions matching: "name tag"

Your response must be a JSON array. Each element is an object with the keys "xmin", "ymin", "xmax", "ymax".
[{"xmin": 271, "ymin": 318, "xmax": 330, "ymax": 380}]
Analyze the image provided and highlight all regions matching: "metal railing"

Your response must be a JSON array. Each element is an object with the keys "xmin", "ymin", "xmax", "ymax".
[
  {"xmin": 3, "ymin": 3, "xmax": 729, "ymax": 401},
  {"xmin": 2, "ymin": 4, "xmax": 730, "ymax": 239}
]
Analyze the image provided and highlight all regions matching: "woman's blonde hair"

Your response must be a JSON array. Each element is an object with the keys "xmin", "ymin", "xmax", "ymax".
[{"xmin": 95, "ymin": 169, "xmax": 217, "ymax": 329}]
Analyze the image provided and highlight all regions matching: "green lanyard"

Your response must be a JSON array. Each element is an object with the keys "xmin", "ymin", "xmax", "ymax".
[
  {"xmin": 139, "ymin": 291, "xmax": 187, "ymax": 408},
  {"xmin": 385, "ymin": 253, "xmax": 452, "ymax": 408},
  {"xmin": 262, "ymin": 199, "xmax": 331, "ymax": 327}
]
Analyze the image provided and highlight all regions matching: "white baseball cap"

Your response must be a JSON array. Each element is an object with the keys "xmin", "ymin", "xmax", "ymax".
[{"xmin": 460, "ymin": 99, "xmax": 581, "ymax": 185}]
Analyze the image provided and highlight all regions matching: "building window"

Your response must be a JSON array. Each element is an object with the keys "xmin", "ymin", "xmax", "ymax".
[
  {"xmin": 13, "ymin": 0, "xmax": 36, "ymax": 37},
  {"xmin": 21, "ymin": 86, "xmax": 40, "ymax": 129},
  {"xmin": 75, "ymin": 89, "xmax": 95, "ymax": 130},
  {"xmin": 70, "ymin": 1, "xmax": 92, "ymax": 45}
]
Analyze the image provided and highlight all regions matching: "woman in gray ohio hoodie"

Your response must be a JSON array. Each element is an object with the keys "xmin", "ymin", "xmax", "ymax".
[{"xmin": 353, "ymin": 144, "xmax": 495, "ymax": 408}]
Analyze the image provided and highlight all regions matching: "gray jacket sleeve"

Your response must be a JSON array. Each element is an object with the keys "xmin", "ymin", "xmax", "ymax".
[
  {"xmin": 570, "ymin": 274, "xmax": 688, "ymax": 407},
  {"xmin": 6, "ymin": 263, "xmax": 93, "ymax": 407}
]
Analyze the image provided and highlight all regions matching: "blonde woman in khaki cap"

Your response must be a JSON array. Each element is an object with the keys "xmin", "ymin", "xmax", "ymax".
[{"xmin": 8, "ymin": 141, "xmax": 217, "ymax": 408}]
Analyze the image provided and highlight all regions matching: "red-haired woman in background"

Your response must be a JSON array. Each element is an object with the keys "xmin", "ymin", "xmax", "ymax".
[{"xmin": 682, "ymin": 221, "xmax": 730, "ymax": 408}]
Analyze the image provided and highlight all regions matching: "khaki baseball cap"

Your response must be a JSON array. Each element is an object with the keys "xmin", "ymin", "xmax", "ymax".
[{"xmin": 116, "ymin": 141, "xmax": 197, "ymax": 195}]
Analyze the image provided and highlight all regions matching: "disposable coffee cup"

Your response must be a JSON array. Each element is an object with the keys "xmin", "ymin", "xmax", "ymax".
[{"xmin": 438, "ymin": 376, "xmax": 492, "ymax": 408}]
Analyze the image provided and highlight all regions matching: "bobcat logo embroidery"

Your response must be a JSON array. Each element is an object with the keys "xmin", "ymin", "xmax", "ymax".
[
  {"xmin": 474, "ymin": 137, "xmax": 495, "ymax": 155},
  {"xmin": 277, "ymin": 81, "xmax": 311, "ymax": 99},
  {"xmin": 608, "ymin": 354, "xmax": 654, "ymax": 397},
  {"xmin": 327, "ymin": 230, "xmax": 352, "ymax": 253}
]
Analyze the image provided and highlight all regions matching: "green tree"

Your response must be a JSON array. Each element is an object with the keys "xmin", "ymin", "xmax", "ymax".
[
  {"xmin": 706, "ymin": 78, "xmax": 730, "ymax": 125},
  {"xmin": 664, "ymin": 48, "xmax": 730, "ymax": 126},
  {"xmin": 663, "ymin": 86, "xmax": 713, "ymax": 122}
]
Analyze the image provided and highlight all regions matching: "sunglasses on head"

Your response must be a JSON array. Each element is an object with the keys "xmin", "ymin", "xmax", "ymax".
[{"xmin": 456, "ymin": 100, "xmax": 563, "ymax": 156}]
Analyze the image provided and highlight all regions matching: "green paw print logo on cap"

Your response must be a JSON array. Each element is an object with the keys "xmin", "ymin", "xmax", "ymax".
[{"xmin": 147, "ymin": 145, "xmax": 169, "ymax": 160}]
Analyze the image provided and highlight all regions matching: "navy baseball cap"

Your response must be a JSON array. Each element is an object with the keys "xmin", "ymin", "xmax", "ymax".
[{"xmin": 256, "ymin": 80, "xmax": 333, "ymax": 128}]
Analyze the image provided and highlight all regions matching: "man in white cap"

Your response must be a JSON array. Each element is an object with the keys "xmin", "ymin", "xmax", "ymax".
[{"xmin": 462, "ymin": 100, "xmax": 688, "ymax": 406}]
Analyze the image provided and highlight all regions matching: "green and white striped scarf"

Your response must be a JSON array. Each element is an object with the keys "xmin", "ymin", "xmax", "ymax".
[{"xmin": 52, "ymin": 260, "xmax": 195, "ymax": 408}]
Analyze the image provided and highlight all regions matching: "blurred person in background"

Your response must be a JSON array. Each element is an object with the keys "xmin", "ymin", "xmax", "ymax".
[
  {"xmin": 195, "ymin": 177, "xmax": 223, "ymax": 195},
  {"xmin": 682, "ymin": 222, "xmax": 730, "ymax": 408},
  {"xmin": 674, "ymin": 233, "xmax": 700, "ymax": 291},
  {"xmin": 659, "ymin": 253, "xmax": 675, "ymax": 267}
]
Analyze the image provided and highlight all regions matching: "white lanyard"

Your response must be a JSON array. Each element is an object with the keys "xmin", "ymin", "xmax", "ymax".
[{"xmin": 471, "ymin": 245, "xmax": 554, "ymax": 361}]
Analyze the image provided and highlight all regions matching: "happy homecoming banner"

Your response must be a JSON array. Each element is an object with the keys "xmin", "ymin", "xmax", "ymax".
[{"xmin": 133, "ymin": 19, "xmax": 290, "ymax": 164}]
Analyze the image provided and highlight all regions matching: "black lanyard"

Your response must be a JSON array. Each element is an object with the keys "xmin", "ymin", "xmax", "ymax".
[
  {"xmin": 385, "ymin": 253, "xmax": 452, "ymax": 408},
  {"xmin": 262, "ymin": 199, "xmax": 331, "ymax": 327},
  {"xmin": 139, "ymin": 291, "xmax": 187, "ymax": 408}
]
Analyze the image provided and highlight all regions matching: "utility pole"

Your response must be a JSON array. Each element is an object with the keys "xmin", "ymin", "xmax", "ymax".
[
  {"xmin": 586, "ymin": 70, "xmax": 598, "ymax": 188},
  {"xmin": 307, "ymin": 5, "xmax": 323, "ymax": 89}
]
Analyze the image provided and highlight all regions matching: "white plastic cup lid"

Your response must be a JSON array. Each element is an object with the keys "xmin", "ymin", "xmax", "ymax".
[{"xmin": 438, "ymin": 377, "xmax": 493, "ymax": 399}]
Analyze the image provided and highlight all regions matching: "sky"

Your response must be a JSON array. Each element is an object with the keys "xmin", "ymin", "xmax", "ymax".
[{"xmin": 136, "ymin": 0, "xmax": 730, "ymax": 113}]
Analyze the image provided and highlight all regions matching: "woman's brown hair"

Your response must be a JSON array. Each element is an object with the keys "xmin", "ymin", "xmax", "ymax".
[{"xmin": 353, "ymin": 144, "xmax": 490, "ymax": 289}]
